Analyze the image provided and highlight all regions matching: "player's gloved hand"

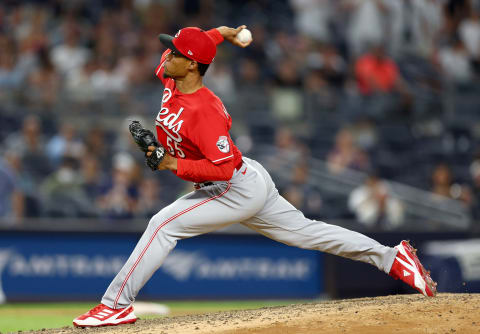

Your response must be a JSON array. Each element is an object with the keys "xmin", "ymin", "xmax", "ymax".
[
  {"xmin": 129, "ymin": 120, "xmax": 159, "ymax": 153},
  {"xmin": 145, "ymin": 146, "xmax": 166, "ymax": 171}
]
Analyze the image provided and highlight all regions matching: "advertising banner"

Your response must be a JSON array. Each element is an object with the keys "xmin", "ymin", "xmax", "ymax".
[
  {"xmin": 423, "ymin": 239, "xmax": 480, "ymax": 292},
  {"xmin": 0, "ymin": 232, "xmax": 323, "ymax": 301}
]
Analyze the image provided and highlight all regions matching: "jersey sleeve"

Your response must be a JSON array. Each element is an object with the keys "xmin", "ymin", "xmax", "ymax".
[
  {"xmin": 154, "ymin": 49, "xmax": 171, "ymax": 85},
  {"xmin": 191, "ymin": 108, "xmax": 234, "ymax": 165}
]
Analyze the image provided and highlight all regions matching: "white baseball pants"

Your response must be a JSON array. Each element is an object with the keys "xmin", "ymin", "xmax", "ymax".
[{"xmin": 102, "ymin": 157, "xmax": 397, "ymax": 308}]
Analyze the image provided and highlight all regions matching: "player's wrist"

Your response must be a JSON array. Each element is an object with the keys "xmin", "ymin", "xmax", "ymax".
[
  {"xmin": 215, "ymin": 27, "xmax": 228, "ymax": 38},
  {"xmin": 158, "ymin": 155, "xmax": 177, "ymax": 171}
]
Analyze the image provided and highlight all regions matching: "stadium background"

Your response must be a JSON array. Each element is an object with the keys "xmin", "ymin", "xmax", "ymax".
[{"xmin": 1, "ymin": 0, "xmax": 480, "ymax": 330}]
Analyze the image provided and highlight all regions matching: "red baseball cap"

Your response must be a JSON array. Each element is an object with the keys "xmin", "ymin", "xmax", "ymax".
[{"xmin": 158, "ymin": 27, "xmax": 216, "ymax": 64}]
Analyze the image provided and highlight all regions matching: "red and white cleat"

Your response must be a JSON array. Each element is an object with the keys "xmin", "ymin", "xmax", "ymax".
[
  {"xmin": 73, "ymin": 303, "xmax": 137, "ymax": 327},
  {"xmin": 389, "ymin": 240, "xmax": 437, "ymax": 297}
]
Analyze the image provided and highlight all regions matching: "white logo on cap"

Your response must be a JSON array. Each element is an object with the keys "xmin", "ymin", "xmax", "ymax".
[
  {"xmin": 175, "ymin": 30, "xmax": 181, "ymax": 37},
  {"xmin": 188, "ymin": 50, "xmax": 193, "ymax": 55}
]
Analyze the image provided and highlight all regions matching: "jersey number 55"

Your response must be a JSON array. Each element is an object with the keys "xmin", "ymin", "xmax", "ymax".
[{"xmin": 166, "ymin": 137, "xmax": 185, "ymax": 158}]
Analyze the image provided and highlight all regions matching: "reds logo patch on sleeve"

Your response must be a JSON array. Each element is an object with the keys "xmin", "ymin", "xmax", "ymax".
[{"xmin": 216, "ymin": 136, "xmax": 230, "ymax": 153}]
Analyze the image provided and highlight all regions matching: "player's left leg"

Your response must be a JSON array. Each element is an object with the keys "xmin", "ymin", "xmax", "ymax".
[
  {"xmin": 241, "ymin": 158, "xmax": 436, "ymax": 297},
  {"xmin": 243, "ymin": 195, "xmax": 397, "ymax": 273},
  {"xmin": 243, "ymin": 198, "xmax": 436, "ymax": 297}
]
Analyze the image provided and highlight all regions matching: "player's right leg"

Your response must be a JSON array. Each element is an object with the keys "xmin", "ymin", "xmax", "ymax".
[{"xmin": 241, "ymin": 158, "xmax": 436, "ymax": 297}]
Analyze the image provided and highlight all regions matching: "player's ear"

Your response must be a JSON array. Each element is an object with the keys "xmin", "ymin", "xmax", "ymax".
[{"xmin": 188, "ymin": 60, "xmax": 198, "ymax": 72}]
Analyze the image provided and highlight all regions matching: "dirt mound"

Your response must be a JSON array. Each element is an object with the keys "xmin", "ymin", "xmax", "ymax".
[{"xmin": 28, "ymin": 293, "xmax": 479, "ymax": 334}]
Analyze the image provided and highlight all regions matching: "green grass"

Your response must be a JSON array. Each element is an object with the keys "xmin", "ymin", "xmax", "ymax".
[
  {"xmin": 0, "ymin": 302, "xmax": 96, "ymax": 333},
  {"xmin": 0, "ymin": 300, "xmax": 308, "ymax": 333}
]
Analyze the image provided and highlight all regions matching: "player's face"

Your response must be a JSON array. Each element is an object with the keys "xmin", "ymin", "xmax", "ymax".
[{"xmin": 163, "ymin": 50, "xmax": 191, "ymax": 79}]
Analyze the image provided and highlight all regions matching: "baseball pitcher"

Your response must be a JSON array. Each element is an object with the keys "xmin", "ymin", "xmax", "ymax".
[{"xmin": 73, "ymin": 25, "xmax": 436, "ymax": 327}]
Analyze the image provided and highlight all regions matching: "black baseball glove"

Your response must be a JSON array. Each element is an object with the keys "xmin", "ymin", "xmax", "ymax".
[
  {"xmin": 129, "ymin": 120, "xmax": 165, "ymax": 171},
  {"xmin": 129, "ymin": 120, "xmax": 158, "ymax": 152}
]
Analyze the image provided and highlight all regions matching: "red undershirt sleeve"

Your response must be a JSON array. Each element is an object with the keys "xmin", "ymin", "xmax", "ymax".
[
  {"xmin": 206, "ymin": 28, "xmax": 224, "ymax": 45},
  {"xmin": 176, "ymin": 158, "xmax": 235, "ymax": 183},
  {"xmin": 154, "ymin": 49, "xmax": 171, "ymax": 85}
]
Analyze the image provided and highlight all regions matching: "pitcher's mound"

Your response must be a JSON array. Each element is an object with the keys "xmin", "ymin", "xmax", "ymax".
[{"xmin": 41, "ymin": 293, "xmax": 480, "ymax": 334}]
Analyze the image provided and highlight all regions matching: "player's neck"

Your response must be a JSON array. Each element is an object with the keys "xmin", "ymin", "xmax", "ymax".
[{"xmin": 175, "ymin": 74, "xmax": 204, "ymax": 94}]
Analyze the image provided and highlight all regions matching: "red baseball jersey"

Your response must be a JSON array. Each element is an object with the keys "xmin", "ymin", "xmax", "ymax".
[{"xmin": 154, "ymin": 49, "xmax": 243, "ymax": 179}]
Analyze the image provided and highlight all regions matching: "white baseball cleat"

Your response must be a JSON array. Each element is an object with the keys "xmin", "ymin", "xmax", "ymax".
[
  {"xmin": 73, "ymin": 303, "xmax": 137, "ymax": 327},
  {"xmin": 389, "ymin": 240, "xmax": 437, "ymax": 297}
]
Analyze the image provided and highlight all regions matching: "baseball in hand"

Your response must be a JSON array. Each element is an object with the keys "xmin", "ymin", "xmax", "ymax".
[{"xmin": 237, "ymin": 28, "xmax": 252, "ymax": 44}]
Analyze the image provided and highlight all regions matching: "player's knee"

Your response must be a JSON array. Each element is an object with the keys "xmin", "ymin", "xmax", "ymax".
[{"xmin": 147, "ymin": 211, "xmax": 167, "ymax": 230}]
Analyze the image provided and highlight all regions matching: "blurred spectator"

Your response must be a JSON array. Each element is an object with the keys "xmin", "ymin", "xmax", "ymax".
[
  {"xmin": 24, "ymin": 48, "xmax": 61, "ymax": 108},
  {"xmin": 84, "ymin": 126, "xmax": 110, "ymax": 171},
  {"xmin": 134, "ymin": 178, "xmax": 167, "ymax": 218},
  {"xmin": 3, "ymin": 115, "xmax": 51, "ymax": 183},
  {"xmin": 354, "ymin": 44, "xmax": 412, "ymax": 119},
  {"xmin": 0, "ymin": 153, "xmax": 24, "ymax": 224},
  {"xmin": 354, "ymin": 44, "xmax": 403, "ymax": 95},
  {"xmin": 303, "ymin": 44, "xmax": 346, "ymax": 116},
  {"xmin": 90, "ymin": 57, "xmax": 128, "ymax": 95},
  {"xmin": 459, "ymin": 8, "xmax": 480, "ymax": 60},
  {"xmin": 0, "ymin": 157, "xmax": 16, "ymax": 220},
  {"xmin": 350, "ymin": 118, "xmax": 378, "ymax": 152},
  {"xmin": 450, "ymin": 182, "xmax": 475, "ymax": 216},
  {"xmin": 270, "ymin": 58, "xmax": 303, "ymax": 122},
  {"xmin": 443, "ymin": 0, "xmax": 471, "ymax": 36},
  {"xmin": 430, "ymin": 162, "xmax": 475, "ymax": 216},
  {"xmin": 0, "ymin": 150, "xmax": 39, "ymax": 218},
  {"xmin": 469, "ymin": 156, "xmax": 480, "ymax": 219},
  {"xmin": 116, "ymin": 47, "xmax": 156, "ymax": 86},
  {"xmin": 343, "ymin": 0, "xmax": 388, "ymax": 57},
  {"xmin": 50, "ymin": 21, "xmax": 90, "ymax": 75},
  {"xmin": 46, "ymin": 122, "xmax": 85, "ymax": 167},
  {"xmin": 430, "ymin": 163, "xmax": 454, "ymax": 198},
  {"xmin": 80, "ymin": 155, "xmax": 105, "ymax": 202},
  {"xmin": 411, "ymin": 0, "xmax": 444, "ymax": 57},
  {"xmin": 303, "ymin": 70, "xmax": 337, "ymax": 117},
  {"xmin": 238, "ymin": 57, "xmax": 263, "ymax": 85},
  {"xmin": 348, "ymin": 171, "xmax": 405, "ymax": 229},
  {"xmin": 289, "ymin": 0, "xmax": 334, "ymax": 42},
  {"xmin": 281, "ymin": 162, "xmax": 323, "ymax": 218},
  {"xmin": 97, "ymin": 152, "xmax": 138, "ymax": 221},
  {"xmin": 40, "ymin": 156, "xmax": 93, "ymax": 217},
  {"xmin": 65, "ymin": 58, "xmax": 98, "ymax": 102},
  {"xmin": 436, "ymin": 36, "xmax": 473, "ymax": 84},
  {"xmin": 305, "ymin": 44, "xmax": 346, "ymax": 88},
  {"xmin": 327, "ymin": 127, "xmax": 370, "ymax": 175},
  {"xmin": 233, "ymin": 58, "xmax": 269, "ymax": 126},
  {"xmin": 385, "ymin": 0, "xmax": 444, "ymax": 57},
  {"xmin": 0, "ymin": 36, "xmax": 31, "ymax": 94},
  {"xmin": 262, "ymin": 127, "xmax": 307, "ymax": 189},
  {"xmin": 265, "ymin": 31, "xmax": 297, "ymax": 65}
]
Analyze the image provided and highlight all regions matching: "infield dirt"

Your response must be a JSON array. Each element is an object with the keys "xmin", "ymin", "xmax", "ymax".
[{"xmin": 22, "ymin": 293, "xmax": 480, "ymax": 334}]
